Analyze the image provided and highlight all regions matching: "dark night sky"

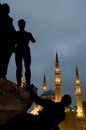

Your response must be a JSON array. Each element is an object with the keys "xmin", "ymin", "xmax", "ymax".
[{"xmin": 1, "ymin": 0, "xmax": 86, "ymax": 107}]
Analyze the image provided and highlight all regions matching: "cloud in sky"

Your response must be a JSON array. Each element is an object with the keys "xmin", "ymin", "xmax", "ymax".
[{"xmin": 1, "ymin": 0, "xmax": 86, "ymax": 106}]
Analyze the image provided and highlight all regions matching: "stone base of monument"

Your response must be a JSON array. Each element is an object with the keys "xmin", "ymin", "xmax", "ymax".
[{"xmin": 0, "ymin": 78, "xmax": 32, "ymax": 125}]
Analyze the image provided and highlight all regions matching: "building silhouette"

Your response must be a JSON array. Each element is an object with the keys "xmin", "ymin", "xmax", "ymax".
[{"xmin": 27, "ymin": 50, "xmax": 86, "ymax": 130}]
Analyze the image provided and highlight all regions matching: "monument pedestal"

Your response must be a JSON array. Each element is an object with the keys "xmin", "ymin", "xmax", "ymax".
[{"xmin": 0, "ymin": 78, "xmax": 32, "ymax": 125}]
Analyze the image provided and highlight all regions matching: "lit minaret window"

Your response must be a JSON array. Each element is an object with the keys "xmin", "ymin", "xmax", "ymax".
[
  {"xmin": 75, "ymin": 65, "xmax": 84, "ymax": 118},
  {"xmin": 54, "ymin": 50, "xmax": 62, "ymax": 102},
  {"xmin": 42, "ymin": 73, "xmax": 47, "ymax": 92}
]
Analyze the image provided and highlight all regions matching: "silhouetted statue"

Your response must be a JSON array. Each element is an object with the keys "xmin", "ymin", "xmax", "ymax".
[
  {"xmin": 29, "ymin": 85, "xmax": 72, "ymax": 130},
  {"xmin": 0, "ymin": 3, "xmax": 15, "ymax": 78},
  {"xmin": 1, "ymin": 84, "xmax": 72, "ymax": 130},
  {"xmin": 15, "ymin": 19, "xmax": 36, "ymax": 86}
]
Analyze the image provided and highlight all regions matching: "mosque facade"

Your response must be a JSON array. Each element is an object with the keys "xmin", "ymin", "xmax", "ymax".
[{"xmin": 27, "ymin": 51, "xmax": 86, "ymax": 130}]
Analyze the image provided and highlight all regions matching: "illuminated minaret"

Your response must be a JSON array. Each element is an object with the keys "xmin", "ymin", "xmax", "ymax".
[
  {"xmin": 54, "ymin": 50, "xmax": 62, "ymax": 102},
  {"xmin": 42, "ymin": 73, "xmax": 47, "ymax": 92},
  {"xmin": 21, "ymin": 68, "xmax": 24, "ymax": 88},
  {"xmin": 75, "ymin": 65, "xmax": 84, "ymax": 118}
]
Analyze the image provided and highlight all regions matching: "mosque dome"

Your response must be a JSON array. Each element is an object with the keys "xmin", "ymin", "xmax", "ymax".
[{"xmin": 41, "ymin": 89, "xmax": 55, "ymax": 97}]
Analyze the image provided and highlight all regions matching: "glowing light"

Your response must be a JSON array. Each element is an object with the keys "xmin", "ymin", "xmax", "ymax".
[
  {"xmin": 76, "ymin": 80, "xmax": 80, "ymax": 84},
  {"xmin": 55, "ymin": 78, "xmax": 60, "ymax": 83},
  {"xmin": 77, "ymin": 109, "xmax": 84, "ymax": 117},
  {"xmin": 56, "ymin": 68, "xmax": 59, "ymax": 71}
]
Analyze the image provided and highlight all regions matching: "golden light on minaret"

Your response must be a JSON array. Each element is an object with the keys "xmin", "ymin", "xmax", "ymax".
[
  {"xmin": 21, "ymin": 68, "xmax": 24, "ymax": 88},
  {"xmin": 54, "ymin": 50, "xmax": 62, "ymax": 102},
  {"xmin": 42, "ymin": 73, "xmax": 47, "ymax": 92},
  {"xmin": 75, "ymin": 65, "xmax": 84, "ymax": 118}
]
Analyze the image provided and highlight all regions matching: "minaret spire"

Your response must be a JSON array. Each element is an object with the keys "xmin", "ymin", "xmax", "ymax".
[
  {"xmin": 54, "ymin": 49, "xmax": 62, "ymax": 102},
  {"xmin": 75, "ymin": 65, "xmax": 84, "ymax": 118},
  {"xmin": 42, "ymin": 73, "xmax": 47, "ymax": 92},
  {"xmin": 55, "ymin": 49, "xmax": 59, "ymax": 75}
]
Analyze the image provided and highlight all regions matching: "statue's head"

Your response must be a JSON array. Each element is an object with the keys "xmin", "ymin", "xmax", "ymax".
[
  {"xmin": 61, "ymin": 94, "xmax": 72, "ymax": 107},
  {"xmin": 18, "ymin": 19, "xmax": 26, "ymax": 28},
  {"xmin": 2, "ymin": 3, "xmax": 10, "ymax": 14}
]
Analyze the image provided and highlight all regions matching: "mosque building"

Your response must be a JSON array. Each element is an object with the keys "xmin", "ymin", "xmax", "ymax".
[{"xmin": 21, "ymin": 50, "xmax": 86, "ymax": 130}]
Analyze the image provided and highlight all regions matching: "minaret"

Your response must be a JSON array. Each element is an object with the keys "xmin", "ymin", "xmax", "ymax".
[
  {"xmin": 75, "ymin": 65, "xmax": 84, "ymax": 118},
  {"xmin": 42, "ymin": 73, "xmax": 47, "ymax": 92},
  {"xmin": 21, "ymin": 68, "xmax": 24, "ymax": 88},
  {"xmin": 54, "ymin": 50, "xmax": 62, "ymax": 102}
]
